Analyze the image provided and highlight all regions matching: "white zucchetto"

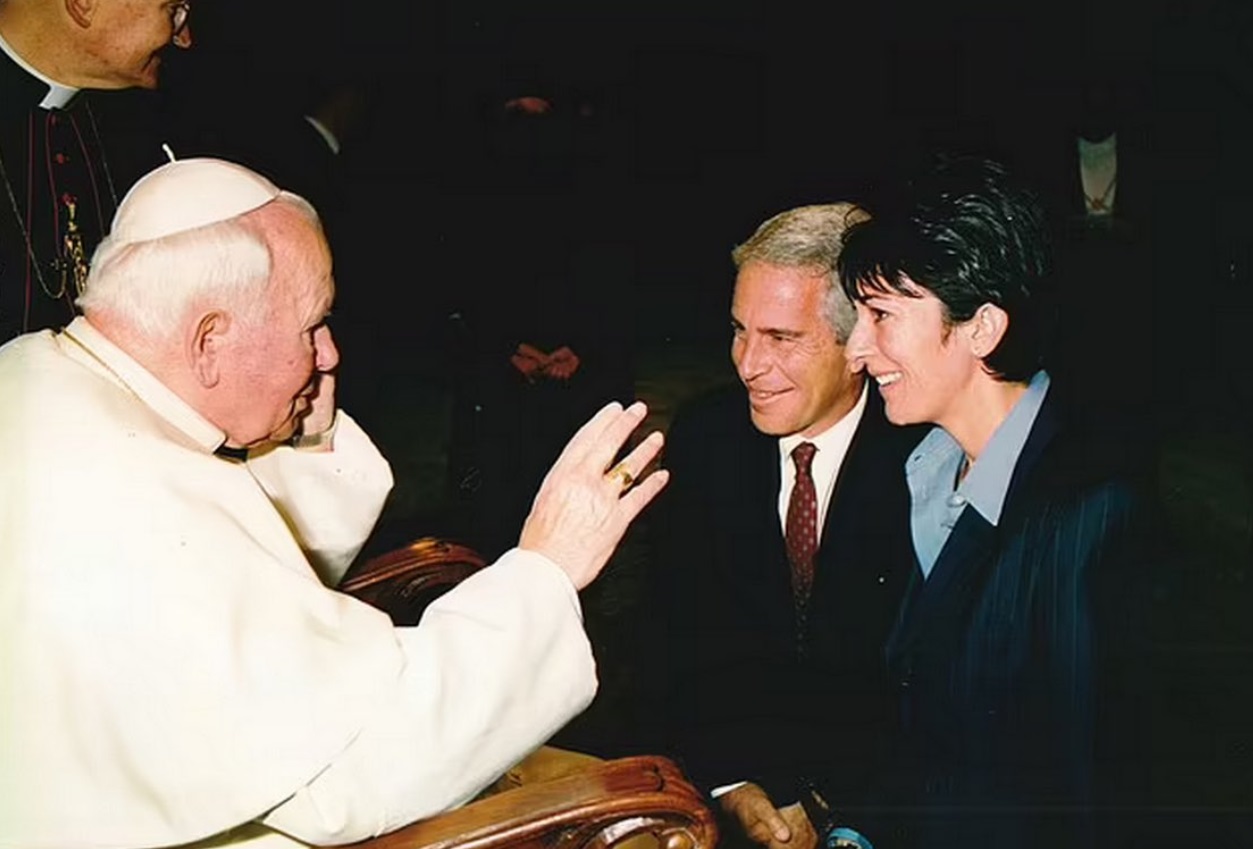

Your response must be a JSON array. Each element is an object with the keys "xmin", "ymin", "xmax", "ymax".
[{"xmin": 109, "ymin": 158, "xmax": 281, "ymax": 245}]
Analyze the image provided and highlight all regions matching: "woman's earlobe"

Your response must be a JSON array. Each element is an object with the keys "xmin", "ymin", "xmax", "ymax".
[{"xmin": 969, "ymin": 303, "xmax": 1009, "ymax": 357}]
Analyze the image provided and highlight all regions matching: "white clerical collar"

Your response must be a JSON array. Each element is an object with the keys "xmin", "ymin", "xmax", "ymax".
[
  {"xmin": 0, "ymin": 28, "xmax": 80, "ymax": 108},
  {"xmin": 59, "ymin": 317, "xmax": 228, "ymax": 454}
]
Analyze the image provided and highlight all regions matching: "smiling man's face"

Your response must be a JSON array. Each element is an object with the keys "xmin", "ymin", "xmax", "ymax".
[{"xmin": 730, "ymin": 261, "xmax": 861, "ymax": 438}]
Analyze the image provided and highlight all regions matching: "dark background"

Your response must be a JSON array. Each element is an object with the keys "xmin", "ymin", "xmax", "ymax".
[
  {"xmin": 148, "ymin": 1, "xmax": 1253, "ymax": 840},
  {"xmin": 153, "ymin": 0, "xmax": 1253, "ymax": 416}
]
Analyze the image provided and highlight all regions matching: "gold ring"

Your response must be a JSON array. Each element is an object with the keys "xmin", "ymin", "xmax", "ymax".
[{"xmin": 606, "ymin": 463, "xmax": 634, "ymax": 492}]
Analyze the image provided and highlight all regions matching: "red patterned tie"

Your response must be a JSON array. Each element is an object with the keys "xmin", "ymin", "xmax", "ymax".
[{"xmin": 785, "ymin": 441, "xmax": 819, "ymax": 608}]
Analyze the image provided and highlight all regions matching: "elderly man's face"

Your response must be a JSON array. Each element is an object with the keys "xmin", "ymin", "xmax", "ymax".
[
  {"xmin": 220, "ymin": 210, "xmax": 338, "ymax": 448},
  {"xmin": 81, "ymin": 0, "xmax": 191, "ymax": 89},
  {"xmin": 730, "ymin": 261, "xmax": 861, "ymax": 438}
]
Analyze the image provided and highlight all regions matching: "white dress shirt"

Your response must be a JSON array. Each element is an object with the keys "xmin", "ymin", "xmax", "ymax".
[{"xmin": 776, "ymin": 383, "xmax": 869, "ymax": 542}]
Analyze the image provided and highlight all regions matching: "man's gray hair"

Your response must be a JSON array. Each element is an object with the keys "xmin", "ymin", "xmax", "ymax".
[
  {"xmin": 77, "ymin": 192, "xmax": 319, "ymax": 338},
  {"xmin": 731, "ymin": 202, "xmax": 866, "ymax": 343}
]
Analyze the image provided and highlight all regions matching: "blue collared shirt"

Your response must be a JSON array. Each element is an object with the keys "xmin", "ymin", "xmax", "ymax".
[{"xmin": 907, "ymin": 370, "xmax": 1051, "ymax": 578}]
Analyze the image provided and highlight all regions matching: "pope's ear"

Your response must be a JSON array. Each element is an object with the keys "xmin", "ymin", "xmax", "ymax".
[
  {"xmin": 968, "ymin": 302, "xmax": 1009, "ymax": 358},
  {"xmin": 188, "ymin": 311, "xmax": 230, "ymax": 388},
  {"xmin": 64, "ymin": 0, "xmax": 97, "ymax": 29}
]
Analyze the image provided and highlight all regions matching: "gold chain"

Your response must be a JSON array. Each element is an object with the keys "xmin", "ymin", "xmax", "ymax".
[
  {"xmin": 0, "ymin": 102, "xmax": 120, "ymax": 305},
  {"xmin": 61, "ymin": 197, "xmax": 89, "ymax": 298}
]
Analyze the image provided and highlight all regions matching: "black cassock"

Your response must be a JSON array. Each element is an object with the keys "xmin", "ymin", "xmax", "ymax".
[{"xmin": 0, "ymin": 48, "xmax": 164, "ymax": 343}]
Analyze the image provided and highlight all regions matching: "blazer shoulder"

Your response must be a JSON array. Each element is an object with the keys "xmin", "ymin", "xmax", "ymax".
[{"xmin": 1005, "ymin": 397, "xmax": 1153, "ymax": 534}]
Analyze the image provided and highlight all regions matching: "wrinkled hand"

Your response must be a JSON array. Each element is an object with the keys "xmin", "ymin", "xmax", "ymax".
[
  {"xmin": 543, "ymin": 345, "xmax": 581, "ymax": 380},
  {"xmin": 518, "ymin": 401, "xmax": 668, "ymax": 589},
  {"xmin": 720, "ymin": 784, "xmax": 818, "ymax": 849},
  {"xmin": 510, "ymin": 342, "xmax": 549, "ymax": 381}
]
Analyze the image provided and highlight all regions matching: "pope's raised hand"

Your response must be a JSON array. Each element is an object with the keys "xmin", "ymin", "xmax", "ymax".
[{"xmin": 518, "ymin": 401, "xmax": 669, "ymax": 589}]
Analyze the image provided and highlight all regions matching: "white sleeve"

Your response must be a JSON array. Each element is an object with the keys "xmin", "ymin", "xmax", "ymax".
[
  {"xmin": 261, "ymin": 549, "xmax": 598, "ymax": 844},
  {"xmin": 247, "ymin": 411, "xmax": 394, "ymax": 586}
]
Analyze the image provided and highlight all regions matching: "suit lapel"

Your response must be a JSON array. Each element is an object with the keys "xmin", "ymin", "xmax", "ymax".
[
  {"xmin": 810, "ymin": 398, "xmax": 879, "ymax": 601},
  {"xmin": 1001, "ymin": 389, "xmax": 1060, "ymax": 522},
  {"xmin": 887, "ymin": 506, "xmax": 998, "ymax": 661},
  {"xmin": 728, "ymin": 422, "xmax": 796, "ymax": 629},
  {"xmin": 886, "ymin": 389, "xmax": 1062, "ymax": 661}
]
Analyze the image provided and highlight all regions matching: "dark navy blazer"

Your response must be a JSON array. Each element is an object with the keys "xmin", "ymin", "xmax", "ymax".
[{"xmin": 873, "ymin": 388, "xmax": 1156, "ymax": 849}]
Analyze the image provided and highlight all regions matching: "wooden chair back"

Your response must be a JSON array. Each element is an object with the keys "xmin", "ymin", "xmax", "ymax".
[
  {"xmin": 348, "ymin": 755, "xmax": 717, "ymax": 849},
  {"xmin": 339, "ymin": 536, "xmax": 487, "ymax": 626}
]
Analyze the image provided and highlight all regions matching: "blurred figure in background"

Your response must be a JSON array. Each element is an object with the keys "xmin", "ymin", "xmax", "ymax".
[{"xmin": 446, "ymin": 74, "xmax": 636, "ymax": 559}]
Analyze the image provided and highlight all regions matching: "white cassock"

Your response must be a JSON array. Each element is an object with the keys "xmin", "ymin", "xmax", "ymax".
[{"xmin": 0, "ymin": 318, "xmax": 597, "ymax": 849}]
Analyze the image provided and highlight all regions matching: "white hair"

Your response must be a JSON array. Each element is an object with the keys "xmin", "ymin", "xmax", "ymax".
[
  {"xmin": 77, "ymin": 192, "xmax": 318, "ymax": 338},
  {"xmin": 731, "ymin": 202, "xmax": 865, "ymax": 343}
]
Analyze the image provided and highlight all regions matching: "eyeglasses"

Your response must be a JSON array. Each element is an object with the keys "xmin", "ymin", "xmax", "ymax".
[{"xmin": 169, "ymin": 1, "xmax": 190, "ymax": 42}]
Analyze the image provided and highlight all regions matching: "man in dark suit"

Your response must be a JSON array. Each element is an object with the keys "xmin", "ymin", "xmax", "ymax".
[
  {"xmin": 837, "ymin": 155, "xmax": 1156, "ymax": 849},
  {"xmin": 0, "ymin": 0, "xmax": 192, "ymax": 343},
  {"xmin": 654, "ymin": 203, "xmax": 923, "ymax": 849}
]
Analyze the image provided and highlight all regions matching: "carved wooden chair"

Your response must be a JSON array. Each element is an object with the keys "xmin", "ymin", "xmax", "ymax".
[
  {"xmin": 339, "ymin": 536, "xmax": 489, "ymax": 626},
  {"xmin": 348, "ymin": 753, "xmax": 716, "ymax": 849},
  {"xmin": 338, "ymin": 537, "xmax": 718, "ymax": 849}
]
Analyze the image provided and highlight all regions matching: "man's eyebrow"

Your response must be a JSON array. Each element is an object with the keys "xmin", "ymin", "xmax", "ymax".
[{"xmin": 762, "ymin": 326, "xmax": 803, "ymax": 337}]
